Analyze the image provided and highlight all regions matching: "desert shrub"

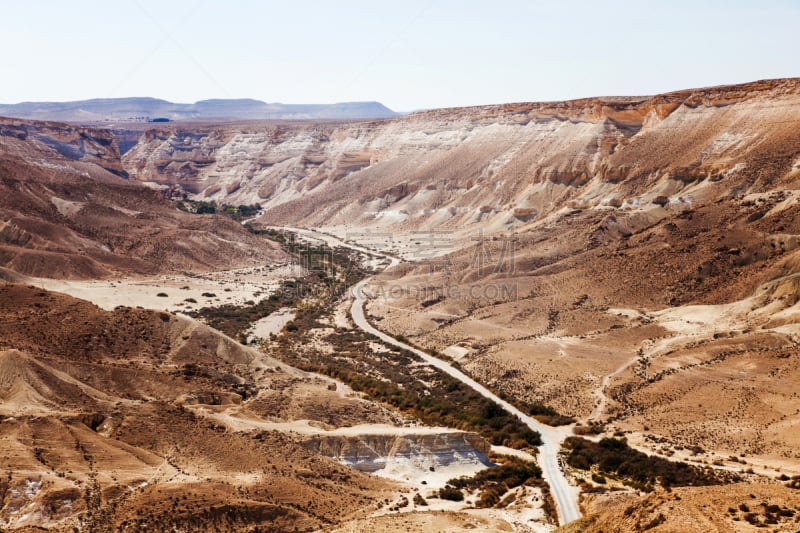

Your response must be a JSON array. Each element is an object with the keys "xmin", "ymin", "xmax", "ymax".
[
  {"xmin": 438, "ymin": 486, "xmax": 464, "ymax": 501},
  {"xmin": 573, "ymin": 422, "xmax": 605, "ymax": 435},
  {"xmin": 744, "ymin": 512, "xmax": 760, "ymax": 525},
  {"xmin": 301, "ymin": 353, "xmax": 542, "ymax": 449},
  {"xmin": 475, "ymin": 484, "xmax": 506, "ymax": 508},
  {"xmin": 189, "ymin": 234, "xmax": 366, "ymax": 339},
  {"xmin": 524, "ymin": 401, "xmax": 576, "ymax": 426},
  {"xmin": 591, "ymin": 473, "xmax": 606, "ymax": 484}
]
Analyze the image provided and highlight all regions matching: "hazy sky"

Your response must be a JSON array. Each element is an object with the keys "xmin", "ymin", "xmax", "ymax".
[{"xmin": 2, "ymin": 1, "xmax": 798, "ymax": 111}]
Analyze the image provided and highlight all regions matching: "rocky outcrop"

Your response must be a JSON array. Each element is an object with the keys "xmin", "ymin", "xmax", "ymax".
[
  {"xmin": 1, "ymin": 117, "xmax": 126, "ymax": 176},
  {"xmin": 304, "ymin": 431, "xmax": 491, "ymax": 473}
]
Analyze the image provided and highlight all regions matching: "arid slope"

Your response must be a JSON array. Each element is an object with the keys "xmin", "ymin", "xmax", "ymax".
[
  {"xmin": 123, "ymin": 79, "xmax": 800, "ymax": 241},
  {"xmin": 0, "ymin": 284, "xmax": 399, "ymax": 531},
  {"xmin": 5, "ymin": 79, "xmax": 800, "ymax": 530},
  {"xmin": 0, "ymin": 117, "xmax": 284, "ymax": 279}
]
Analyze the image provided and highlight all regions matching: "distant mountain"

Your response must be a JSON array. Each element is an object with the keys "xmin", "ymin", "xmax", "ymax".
[{"xmin": 0, "ymin": 97, "xmax": 397, "ymax": 122}]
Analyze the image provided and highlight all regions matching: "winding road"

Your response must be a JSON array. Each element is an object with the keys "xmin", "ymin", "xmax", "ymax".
[
  {"xmin": 278, "ymin": 226, "xmax": 581, "ymax": 525},
  {"xmin": 350, "ymin": 279, "xmax": 580, "ymax": 525}
]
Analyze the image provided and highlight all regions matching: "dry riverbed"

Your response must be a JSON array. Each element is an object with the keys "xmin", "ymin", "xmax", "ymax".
[{"xmin": 30, "ymin": 264, "xmax": 303, "ymax": 313}]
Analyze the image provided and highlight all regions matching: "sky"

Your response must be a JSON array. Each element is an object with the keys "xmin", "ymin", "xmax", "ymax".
[{"xmin": 1, "ymin": 0, "xmax": 798, "ymax": 111}]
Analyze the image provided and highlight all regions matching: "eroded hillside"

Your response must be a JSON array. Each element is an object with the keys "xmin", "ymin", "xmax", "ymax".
[
  {"xmin": 5, "ymin": 78, "xmax": 800, "ymax": 531},
  {"xmin": 0, "ymin": 117, "xmax": 284, "ymax": 279},
  {"xmin": 353, "ymin": 80, "xmax": 800, "ymax": 469},
  {"xmin": 124, "ymin": 79, "xmax": 800, "ymax": 242},
  {"xmin": 0, "ymin": 284, "xmax": 402, "ymax": 531}
]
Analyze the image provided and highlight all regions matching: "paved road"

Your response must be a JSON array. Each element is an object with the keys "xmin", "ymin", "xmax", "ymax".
[
  {"xmin": 271, "ymin": 226, "xmax": 581, "ymax": 524},
  {"xmin": 350, "ymin": 279, "xmax": 581, "ymax": 525}
]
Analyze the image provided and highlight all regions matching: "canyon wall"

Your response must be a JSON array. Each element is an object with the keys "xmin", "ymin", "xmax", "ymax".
[{"xmin": 123, "ymin": 79, "xmax": 800, "ymax": 237}]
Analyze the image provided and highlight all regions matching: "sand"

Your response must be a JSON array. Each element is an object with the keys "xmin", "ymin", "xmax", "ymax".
[
  {"xmin": 30, "ymin": 264, "xmax": 303, "ymax": 313},
  {"xmin": 246, "ymin": 307, "xmax": 295, "ymax": 343}
]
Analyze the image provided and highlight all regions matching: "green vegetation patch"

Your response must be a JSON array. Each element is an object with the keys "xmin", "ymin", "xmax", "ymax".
[
  {"xmin": 564, "ymin": 437, "xmax": 740, "ymax": 489},
  {"xmin": 445, "ymin": 454, "xmax": 543, "ymax": 508},
  {"xmin": 285, "ymin": 335, "xmax": 542, "ymax": 449},
  {"xmin": 176, "ymin": 198, "xmax": 262, "ymax": 220},
  {"xmin": 522, "ymin": 401, "xmax": 576, "ymax": 426},
  {"xmin": 192, "ymin": 228, "xmax": 541, "ymax": 450},
  {"xmin": 188, "ymin": 230, "xmax": 366, "ymax": 342}
]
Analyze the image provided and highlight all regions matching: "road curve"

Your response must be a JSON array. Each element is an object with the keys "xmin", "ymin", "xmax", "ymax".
[
  {"xmin": 350, "ymin": 278, "xmax": 581, "ymax": 525},
  {"xmin": 269, "ymin": 226, "xmax": 581, "ymax": 524}
]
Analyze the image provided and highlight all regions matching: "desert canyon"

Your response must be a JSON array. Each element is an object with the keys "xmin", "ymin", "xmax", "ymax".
[{"xmin": 1, "ymin": 78, "xmax": 800, "ymax": 531}]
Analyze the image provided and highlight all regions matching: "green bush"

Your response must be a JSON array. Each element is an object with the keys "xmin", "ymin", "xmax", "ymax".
[
  {"xmin": 445, "ymin": 455, "xmax": 543, "ymax": 508},
  {"xmin": 591, "ymin": 473, "xmax": 606, "ymax": 484},
  {"xmin": 438, "ymin": 486, "xmax": 464, "ymax": 501}
]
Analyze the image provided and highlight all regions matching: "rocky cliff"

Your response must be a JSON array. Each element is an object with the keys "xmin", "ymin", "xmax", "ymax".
[
  {"xmin": 123, "ymin": 78, "xmax": 800, "ymax": 237},
  {"xmin": 304, "ymin": 431, "xmax": 491, "ymax": 475},
  {"xmin": 0, "ymin": 117, "xmax": 127, "ymax": 177}
]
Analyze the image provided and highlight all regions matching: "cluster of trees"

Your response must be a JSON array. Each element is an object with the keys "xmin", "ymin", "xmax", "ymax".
[
  {"xmin": 269, "ymin": 266, "xmax": 543, "ymax": 448},
  {"xmin": 437, "ymin": 486, "xmax": 464, "ymax": 501},
  {"xmin": 522, "ymin": 401, "xmax": 576, "ymax": 426},
  {"xmin": 176, "ymin": 199, "xmax": 218, "ymax": 214},
  {"xmin": 199, "ymin": 228, "xmax": 541, "ymax": 457},
  {"xmin": 176, "ymin": 199, "xmax": 262, "ymax": 220},
  {"xmin": 259, "ymin": 231, "xmax": 542, "ymax": 450},
  {"xmin": 189, "ymin": 288, "xmax": 291, "ymax": 341},
  {"xmin": 225, "ymin": 203, "xmax": 262, "ymax": 219},
  {"xmin": 309, "ymin": 362, "xmax": 542, "ymax": 449},
  {"xmin": 564, "ymin": 437, "xmax": 739, "ymax": 489},
  {"xmin": 189, "ymin": 234, "xmax": 365, "ymax": 341},
  {"xmin": 442, "ymin": 454, "xmax": 543, "ymax": 507}
]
